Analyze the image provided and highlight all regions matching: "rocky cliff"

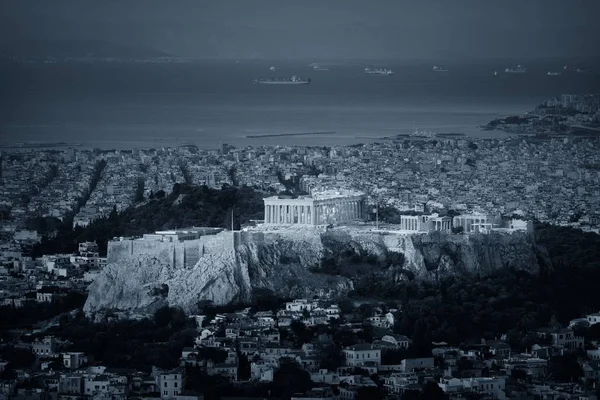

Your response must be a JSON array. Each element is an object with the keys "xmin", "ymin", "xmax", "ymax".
[{"xmin": 84, "ymin": 227, "xmax": 546, "ymax": 320}]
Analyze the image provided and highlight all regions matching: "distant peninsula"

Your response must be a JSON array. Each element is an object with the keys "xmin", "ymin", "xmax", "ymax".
[
  {"xmin": 0, "ymin": 39, "xmax": 170, "ymax": 60},
  {"xmin": 481, "ymin": 93, "xmax": 600, "ymax": 137}
]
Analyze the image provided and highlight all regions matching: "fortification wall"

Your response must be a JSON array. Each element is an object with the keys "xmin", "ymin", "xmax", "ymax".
[
  {"xmin": 107, "ymin": 231, "xmax": 237, "ymax": 270},
  {"xmin": 200, "ymin": 232, "xmax": 234, "ymax": 255},
  {"xmin": 107, "ymin": 241, "xmax": 133, "ymax": 264}
]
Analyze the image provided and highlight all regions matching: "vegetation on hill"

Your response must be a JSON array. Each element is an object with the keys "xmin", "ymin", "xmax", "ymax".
[
  {"xmin": 30, "ymin": 184, "xmax": 265, "ymax": 256},
  {"xmin": 353, "ymin": 222, "xmax": 600, "ymax": 349}
]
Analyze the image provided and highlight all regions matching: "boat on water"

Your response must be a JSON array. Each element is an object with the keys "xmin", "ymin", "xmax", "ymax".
[
  {"xmin": 269, "ymin": 66, "xmax": 280, "ymax": 71},
  {"xmin": 564, "ymin": 66, "xmax": 592, "ymax": 74},
  {"xmin": 432, "ymin": 65, "xmax": 449, "ymax": 72},
  {"xmin": 494, "ymin": 71, "xmax": 498, "ymax": 76},
  {"xmin": 547, "ymin": 71, "xmax": 561, "ymax": 76},
  {"xmin": 253, "ymin": 75, "xmax": 311, "ymax": 85},
  {"xmin": 365, "ymin": 67, "xmax": 394, "ymax": 75},
  {"xmin": 505, "ymin": 64, "xmax": 527, "ymax": 74},
  {"xmin": 313, "ymin": 65, "xmax": 330, "ymax": 71}
]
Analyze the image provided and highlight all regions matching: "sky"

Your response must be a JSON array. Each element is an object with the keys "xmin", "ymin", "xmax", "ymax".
[{"xmin": 1, "ymin": 0, "xmax": 599, "ymax": 60}]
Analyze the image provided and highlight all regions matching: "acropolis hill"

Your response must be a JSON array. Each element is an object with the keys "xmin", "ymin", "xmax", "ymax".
[{"xmin": 84, "ymin": 190, "xmax": 544, "ymax": 320}]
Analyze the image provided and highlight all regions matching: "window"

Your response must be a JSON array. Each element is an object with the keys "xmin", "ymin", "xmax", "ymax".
[
  {"xmin": 174, "ymin": 382, "xmax": 178, "ymax": 388},
  {"xmin": 164, "ymin": 382, "xmax": 167, "ymax": 387}
]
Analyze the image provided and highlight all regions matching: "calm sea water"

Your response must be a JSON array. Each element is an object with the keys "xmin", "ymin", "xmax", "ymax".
[{"xmin": 1, "ymin": 60, "xmax": 599, "ymax": 149}]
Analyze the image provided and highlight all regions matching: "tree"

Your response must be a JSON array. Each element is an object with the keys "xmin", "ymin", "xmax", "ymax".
[
  {"xmin": 422, "ymin": 380, "xmax": 445, "ymax": 399},
  {"xmin": 548, "ymin": 354, "xmax": 583, "ymax": 382},
  {"xmin": 134, "ymin": 178, "xmax": 145, "ymax": 203},
  {"xmin": 272, "ymin": 359, "xmax": 312, "ymax": 398},
  {"xmin": 356, "ymin": 386, "xmax": 383, "ymax": 400},
  {"xmin": 237, "ymin": 351, "xmax": 251, "ymax": 381},
  {"xmin": 320, "ymin": 345, "xmax": 344, "ymax": 371},
  {"xmin": 154, "ymin": 306, "xmax": 173, "ymax": 327}
]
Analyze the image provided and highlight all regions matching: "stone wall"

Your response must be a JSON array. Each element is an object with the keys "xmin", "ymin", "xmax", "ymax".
[{"xmin": 107, "ymin": 232, "xmax": 235, "ymax": 270}]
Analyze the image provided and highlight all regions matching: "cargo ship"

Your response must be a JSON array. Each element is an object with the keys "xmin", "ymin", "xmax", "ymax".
[
  {"xmin": 365, "ymin": 67, "xmax": 394, "ymax": 75},
  {"xmin": 432, "ymin": 65, "xmax": 449, "ymax": 72},
  {"xmin": 547, "ymin": 71, "xmax": 561, "ymax": 76},
  {"xmin": 504, "ymin": 64, "xmax": 527, "ymax": 74},
  {"xmin": 253, "ymin": 75, "xmax": 311, "ymax": 85}
]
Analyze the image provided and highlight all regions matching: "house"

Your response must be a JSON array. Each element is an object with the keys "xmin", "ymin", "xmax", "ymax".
[
  {"xmin": 285, "ymin": 299, "xmax": 318, "ymax": 313},
  {"xmin": 438, "ymin": 376, "xmax": 506, "ymax": 398},
  {"xmin": 156, "ymin": 367, "xmax": 184, "ymax": 399},
  {"xmin": 487, "ymin": 341, "xmax": 511, "ymax": 358},
  {"xmin": 58, "ymin": 373, "xmax": 84, "ymax": 394},
  {"xmin": 383, "ymin": 372, "xmax": 420, "ymax": 396},
  {"xmin": 291, "ymin": 387, "xmax": 338, "ymax": 400},
  {"xmin": 375, "ymin": 335, "xmax": 409, "ymax": 350},
  {"xmin": 342, "ymin": 344, "xmax": 381, "ymax": 367},
  {"xmin": 31, "ymin": 336, "xmax": 60, "ymax": 358},
  {"xmin": 310, "ymin": 369, "xmax": 340, "ymax": 385},
  {"xmin": 400, "ymin": 358, "xmax": 434, "ymax": 372},
  {"xmin": 503, "ymin": 356, "xmax": 547, "ymax": 378},
  {"xmin": 583, "ymin": 361, "xmax": 600, "ymax": 382},
  {"xmin": 62, "ymin": 352, "xmax": 87, "ymax": 369},
  {"xmin": 462, "ymin": 377, "xmax": 506, "ymax": 398},
  {"xmin": 587, "ymin": 313, "xmax": 600, "ymax": 326},
  {"xmin": 536, "ymin": 327, "xmax": 584, "ymax": 350},
  {"xmin": 207, "ymin": 362, "xmax": 237, "ymax": 381},
  {"xmin": 251, "ymin": 361, "xmax": 274, "ymax": 381}
]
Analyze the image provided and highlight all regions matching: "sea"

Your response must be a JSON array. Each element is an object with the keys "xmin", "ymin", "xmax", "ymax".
[{"xmin": 1, "ymin": 59, "xmax": 599, "ymax": 150}]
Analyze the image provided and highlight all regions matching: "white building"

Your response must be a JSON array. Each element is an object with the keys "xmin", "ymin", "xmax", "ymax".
[
  {"xmin": 286, "ymin": 299, "xmax": 318, "ymax": 312},
  {"xmin": 156, "ymin": 367, "xmax": 184, "ymax": 399},
  {"xmin": 438, "ymin": 376, "xmax": 505, "ymax": 398},
  {"xmin": 342, "ymin": 344, "xmax": 381, "ymax": 367}
]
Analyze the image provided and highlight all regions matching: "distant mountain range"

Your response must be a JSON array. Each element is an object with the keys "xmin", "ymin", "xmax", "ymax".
[{"xmin": 0, "ymin": 39, "xmax": 171, "ymax": 59}]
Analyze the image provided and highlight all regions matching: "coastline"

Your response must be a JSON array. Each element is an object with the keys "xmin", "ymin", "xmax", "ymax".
[{"xmin": 245, "ymin": 131, "xmax": 335, "ymax": 138}]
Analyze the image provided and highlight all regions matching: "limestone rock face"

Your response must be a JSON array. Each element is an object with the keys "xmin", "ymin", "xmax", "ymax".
[{"xmin": 84, "ymin": 227, "xmax": 544, "ymax": 320}]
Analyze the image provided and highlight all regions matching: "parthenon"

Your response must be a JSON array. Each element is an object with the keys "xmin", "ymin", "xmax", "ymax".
[{"xmin": 263, "ymin": 190, "xmax": 365, "ymax": 226}]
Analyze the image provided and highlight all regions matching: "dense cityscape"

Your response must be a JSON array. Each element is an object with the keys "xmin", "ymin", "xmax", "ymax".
[
  {"xmin": 1, "ymin": 95, "xmax": 600, "ymax": 400},
  {"xmin": 2, "ymin": 0, "xmax": 600, "ymax": 397}
]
